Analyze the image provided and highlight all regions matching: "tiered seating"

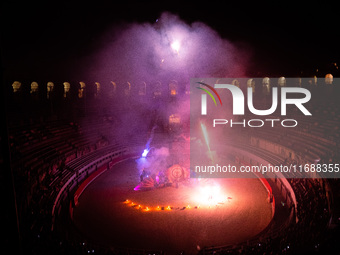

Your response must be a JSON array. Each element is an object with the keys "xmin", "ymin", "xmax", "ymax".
[
  {"xmin": 247, "ymin": 112, "xmax": 340, "ymax": 165},
  {"xmin": 6, "ymin": 81, "xmax": 339, "ymax": 255},
  {"xmin": 209, "ymin": 91, "xmax": 338, "ymax": 254},
  {"xmin": 9, "ymin": 118, "xmax": 117, "ymax": 246},
  {"xmin": 201, "ymin": 147, "xmax": 331, "ymax": 255},
  {"xmin": 11, "ymin": 116, "xmax": 162, "ymax": 255}
]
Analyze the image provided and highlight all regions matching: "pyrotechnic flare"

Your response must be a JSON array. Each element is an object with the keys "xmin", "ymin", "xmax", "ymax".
[
  {"xmin": 171, "ymin": 40, "xmax": 180, "ymax": 54},
  {"xmin": 142, "ymin": 125, "xmax": 157, "ymax": 157},
  {"xmin": 142, "ymin": 149, "xmax": 149, "ymax": 158}
]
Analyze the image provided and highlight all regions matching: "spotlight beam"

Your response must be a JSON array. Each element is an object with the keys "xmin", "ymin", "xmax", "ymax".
[{"xmin": 201, "ymin": 122, "xmax": 211, "ymax": 152}]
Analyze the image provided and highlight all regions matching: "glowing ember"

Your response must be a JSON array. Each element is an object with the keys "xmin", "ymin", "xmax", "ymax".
[{"xmin": 123, "ymin": 192, "xmax": 229, "ymax": 212}]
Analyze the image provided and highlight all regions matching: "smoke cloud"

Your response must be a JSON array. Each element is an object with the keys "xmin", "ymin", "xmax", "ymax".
[
  {"xmin": 136, "ymin": 146, "xmax": 171, "ymax": 175},
  {"xmin": 85, "ymin": 12, "xmax": 249, "ymax": 83},
  {"xmin": 79, "ymin": 12, "xmax": 250, "ymax": 153}
]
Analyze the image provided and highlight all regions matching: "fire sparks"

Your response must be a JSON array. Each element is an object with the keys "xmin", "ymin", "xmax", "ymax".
[{"xmin": 123, "ymin": 198, "xmax": 230, "ymax": 212}]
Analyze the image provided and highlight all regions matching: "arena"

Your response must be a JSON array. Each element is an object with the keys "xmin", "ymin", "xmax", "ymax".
[
  {"xmin": 2, "ymin": 3, "xmax": 340, "ymax": 255},
  {"xmin": 73, "ymin": 160, "xmax": 272, "ymax": 254},
  {"xmin": 2, "ymin": 76, "xmax": 339, "ymax": 255}
]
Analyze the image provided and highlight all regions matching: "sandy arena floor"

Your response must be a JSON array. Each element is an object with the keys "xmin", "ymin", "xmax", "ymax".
[{"xmin": 73, "ymin": 159, "xmax": 273, "ymax": 254}]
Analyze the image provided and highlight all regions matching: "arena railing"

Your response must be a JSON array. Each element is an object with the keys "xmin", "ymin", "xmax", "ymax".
[
  {"xmin": 51, "ymin": 145, "xmax": 129, "ymax": 225},
  {"xmin": 215, "ymin": 142, "xmax": 297, "ymax": 217},
  {"xmin": 200, "ymin": 135, "xmax": 332, "ymax": 254},
  {"xmin": 51, "ymin": 142, "xmax": 169, "ymax": 254}
]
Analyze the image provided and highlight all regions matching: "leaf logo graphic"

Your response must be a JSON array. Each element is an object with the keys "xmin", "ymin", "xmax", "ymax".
[{"xmin": 196, "ymin": 82, "xmax": 222, "ymax": 106}]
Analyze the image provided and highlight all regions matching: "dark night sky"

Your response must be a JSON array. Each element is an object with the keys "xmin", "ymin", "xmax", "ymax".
[{"xmin": 1, "ymin": 1, "xmax": 339, "ymax": 81}]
